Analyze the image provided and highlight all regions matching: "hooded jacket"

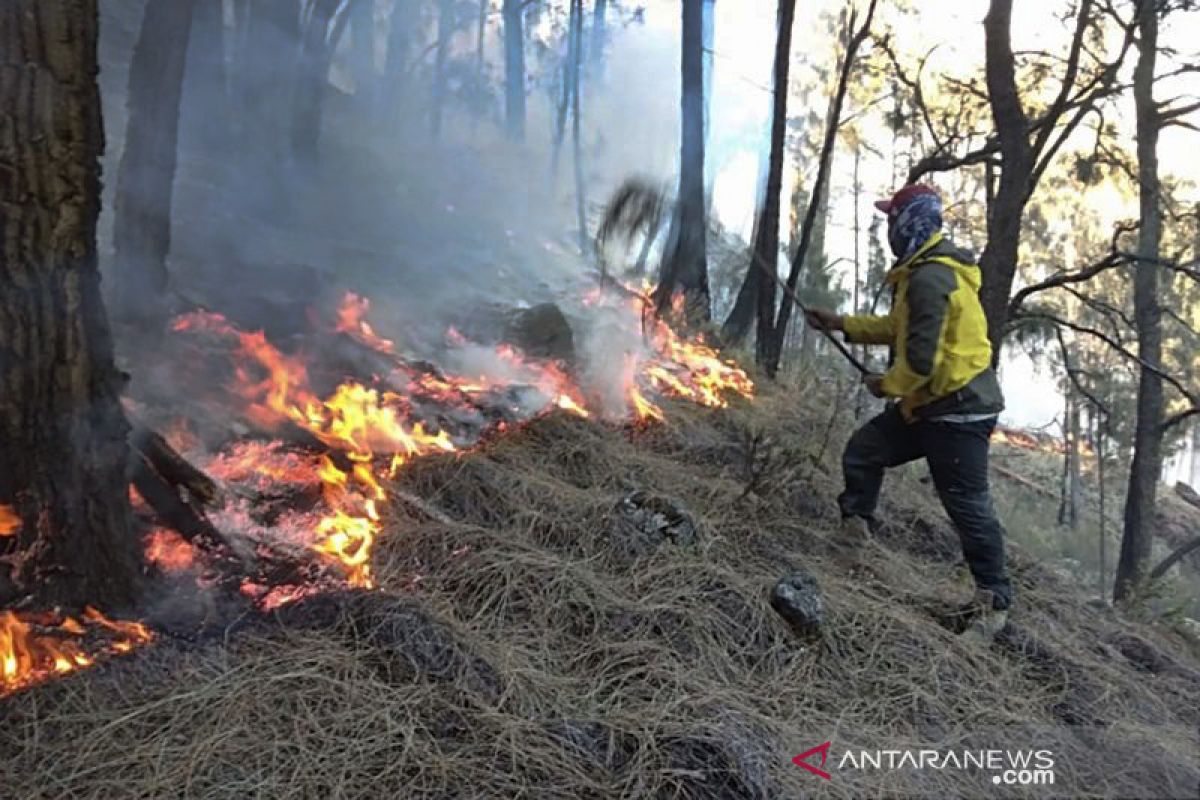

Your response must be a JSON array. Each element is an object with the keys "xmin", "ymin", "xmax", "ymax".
[{"xmin": 841, "ymin": 233, "xmax": 1004, "ymax": 422}]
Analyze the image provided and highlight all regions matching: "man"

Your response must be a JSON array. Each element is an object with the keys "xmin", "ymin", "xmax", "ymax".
[{"xmin": 804, "ymin": 184, "xmax": 1013, "ymax": 640}]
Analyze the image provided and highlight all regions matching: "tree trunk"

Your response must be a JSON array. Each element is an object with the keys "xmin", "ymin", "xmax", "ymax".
[
  {"xmin": 111, "ymin": 0, "xmax": 197, "ymax": 326},
  {"xmin": 1096, "ymin": 411, "xmax": 1107, "ymax": 602},
  {"xmin": 0, "ymin": 0, "xmax": 146, "ymax": 611},
  {"xmin": 1058, "ymin": 391, "xmax": 1081, "ymax": 528},
  {"xmin": 349, "ymin": 0, "xmax": 375, "ymax": 95},
  {"xmin": 655, "ymin": 0, "xmax": 710, "ymax": 323},
  {"xmin": 291, "ymin": 0, "xmax": 339, "ymax": 160},
  {"xmin": 502, "ymin": 0, "xmax": 526, "ymax": 141},
  {"xmin": 1115, "ymin": 0, "xmax": 1163, "ymax": 603},
  {"xmin": 569, "ymin": 0, "xmax": 588, "ymax": 255},
  {"xmin": 978, "ymin": 0, "xmax": 1034, "ymax": 357},
  {"xmin": 185, "ymin": 0, "xmax": 229, "ymax": 156},
  {"xmin": 590, "ymin": 0, "xmax": 608, "ymax": 76},
  {"xmin": 722, "ymin": 0, "xmax": 794, "ymax": 349},
  {"xmin": 383, "ymin": 0, "xmax": 410, "ymax": 125},
  {"xmin": 432, "ymin": 0, "xmax": 453, "ymax": 137}
]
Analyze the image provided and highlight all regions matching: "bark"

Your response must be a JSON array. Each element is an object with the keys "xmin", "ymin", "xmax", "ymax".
[
  {"xmin": 721, "ymin": 0, "xmax": 795, "ymax": 349},
  {"xmin": 978, "ymin": 0, "xmax": 1034, "ymax": 357},
  {"xmin": 0, "ymin": 0, "xmax": 146, "ymax": 611},
  {"xmin": 655, "ymin": 0, "xmax": 710, "ymax": 323},
  {"xmin": 112, "ymin": 0, "xmax": 197, "ymax": 326},
  {"xmin": 502, "ymin": 0, "xmax": 526, "ymax": 140},
  {"xmin": 1115, "ymin": 0, "xmax": 1163, "ymax": 603}
]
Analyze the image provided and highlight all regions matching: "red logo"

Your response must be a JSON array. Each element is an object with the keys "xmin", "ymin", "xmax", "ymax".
[{"xmin": 792, "ymin": 741, "xmax": 833, "ymax": 780}]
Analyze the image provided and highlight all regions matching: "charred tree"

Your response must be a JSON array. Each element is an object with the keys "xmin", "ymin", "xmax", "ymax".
[
  {"xmin": 502, "ymin": 0, "xmax": 526, "ymax": 141},
  {"xmin": 655, "ymin": 0, "xmax": 710, "ymax": 323},
  {"xmin": 1115, "ymin": 0, "xmax": 1164, "ymax": 603},
  {"xmin": 112, "ymin": 0, "xmax": 197, "ymax": 327},
  {"xmin": 0, "ymin": 0, "xmax": 146, "ymax": 611},
  {"xmin": 721, "ymin": 0, "xmax": 796, "ymax": 351}
]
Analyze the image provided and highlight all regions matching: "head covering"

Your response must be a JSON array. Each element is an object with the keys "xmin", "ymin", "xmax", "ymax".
[{"xmin": 876, "ymin": 185, "xmax": 942, "ymax": 261}]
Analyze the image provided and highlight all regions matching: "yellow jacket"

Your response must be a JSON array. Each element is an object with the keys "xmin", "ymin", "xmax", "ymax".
[{"xmin": 842, "ymin": 233, "xmax": 1004, "ymax": 421}]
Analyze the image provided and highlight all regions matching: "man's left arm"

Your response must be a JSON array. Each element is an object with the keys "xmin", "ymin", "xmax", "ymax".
[{"xmin": 880, "ymin": 265, "xmax": 955, "ymax": 398}]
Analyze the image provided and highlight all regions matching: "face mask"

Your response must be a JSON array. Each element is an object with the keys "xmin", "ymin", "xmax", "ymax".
[{"xmin": 886, "ymin": 194, "xmax": 943, "ymax": 261}]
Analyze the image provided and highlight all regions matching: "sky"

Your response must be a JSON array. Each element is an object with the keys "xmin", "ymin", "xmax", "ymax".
[{"xmin": 617, "ymin": 0, "xmax": 1200, "ymax": 440}]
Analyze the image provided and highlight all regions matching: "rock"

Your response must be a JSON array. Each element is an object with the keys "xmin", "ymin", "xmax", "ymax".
[
  {"xmin": 455, "ymin": 302, "xmax": 577, "ymax": 366},
  {"xmin": 609, "ymin": 491, "xmax": 698, "ymax": 558},
  {"xmin": 501, "ymin": 302, "xmax": 576, "ymax": 365},
  {"xmin": 770, "ymin": 569, "xmax": 825, "ymax": 641}
]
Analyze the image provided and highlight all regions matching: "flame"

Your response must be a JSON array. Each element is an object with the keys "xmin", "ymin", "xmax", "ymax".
[
  {"xmin": 145, "ymin": 529, "xmax": 197, "ymax": 573},
  {"xmin": 1, "ymin": 607, "xmax": 152, "ymax": 695},
  {"xmin": 166, "ymin": 287, "xmax": 756, "ymax": 591},
  {"xmin": 335, "ymin": 292, "xmax": 395, "ymax": 353},
  {"xmin": 0, "ymin": 504, "xmax": 19, "ymax": 536}
]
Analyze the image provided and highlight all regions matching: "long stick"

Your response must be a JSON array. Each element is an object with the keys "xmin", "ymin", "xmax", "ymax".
[{"xmin": 748, "ymin": 247, "xmax": 871, "ymax": 375}]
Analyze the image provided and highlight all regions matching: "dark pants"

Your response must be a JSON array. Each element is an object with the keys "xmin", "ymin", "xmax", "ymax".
[{"xmin": 839, "ymin": 404, "xmax": 1013, "ymax": 609}]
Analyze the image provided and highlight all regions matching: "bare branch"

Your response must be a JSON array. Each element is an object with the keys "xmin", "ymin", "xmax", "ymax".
[
  {"xmin": 1012, "ymin": 311, "xmax": 1200, "ymax": 414},
  {"xmin": 1006, "ymin": 251, "xmax": 1130, "ymax": 318}
]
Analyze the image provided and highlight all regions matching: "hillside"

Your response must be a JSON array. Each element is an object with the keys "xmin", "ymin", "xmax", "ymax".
[{"xmin": 2, "ymin": 382, "xmax": 1198, "ymax": 799}]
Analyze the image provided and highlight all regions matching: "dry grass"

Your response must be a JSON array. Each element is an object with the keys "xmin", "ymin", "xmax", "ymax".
[{"xmin": 2, "ymin": 381, "xmax": 1199, "ymax": 799}]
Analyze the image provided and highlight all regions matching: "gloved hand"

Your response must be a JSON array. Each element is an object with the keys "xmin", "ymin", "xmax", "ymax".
[{"xmin": 803, "ymin": 308, "xmax": 843, "ymax": 332}]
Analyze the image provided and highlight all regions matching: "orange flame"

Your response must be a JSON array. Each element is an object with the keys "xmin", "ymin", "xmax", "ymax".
[
  {"xmin": 145, "ymin": 529, "xmax": 198, "ymax": 573},
  {"xmin": 335, "ymin": 292, "xmax": 395, "ymax": 354},
  {"xmin": 0, "ymin": 504, "xmax": 19, "ymax": 537},
  {"xmin": 1, "ymin": 607, "xmax": 152, "ymax": 695}
]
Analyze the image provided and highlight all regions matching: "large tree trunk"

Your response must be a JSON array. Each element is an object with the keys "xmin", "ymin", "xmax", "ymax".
[
  {"xmin": 978, "ymin": 0, "xmax": 1034, "ymax": 357},
  {"xmin": 722, "ymin": 0, "xmax": 795, "ymax": 351},
  {"xmin": 0, "ymin": 0, "xmax": 146, "ymax": 611},
  {"xmin": 112, "ymin": 0, "xmax": 197, "ymax": 327},
  {"xmin": 655, "ymin": 0, "xmax": 710, "ymax": 323},
  {"xmin": 502, "ymin": 0, "xmax": 526, "ymax": 141},
  {"xmin": 1115, "ymin": 0, "xmax": 1163, "ymax": 603}
]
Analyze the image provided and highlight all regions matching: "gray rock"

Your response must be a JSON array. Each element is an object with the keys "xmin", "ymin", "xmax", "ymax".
[
  {"xmin": 609, "ymin": 491, "xmax": 698, "ymax": 558},
  {"xmin": 770, "ymin": 569, "xmax": 825, "ymax": 641}
]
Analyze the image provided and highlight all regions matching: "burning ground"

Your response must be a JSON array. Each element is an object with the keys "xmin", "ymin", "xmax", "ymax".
[{"xmin": 1, "ymin": 288, "xmax": 1199, "ymax": 797}]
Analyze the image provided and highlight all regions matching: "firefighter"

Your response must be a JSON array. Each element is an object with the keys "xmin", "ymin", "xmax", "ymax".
[{"xmin": 804, "ymin": 184, "xmax": 1012, "ymax": 640}]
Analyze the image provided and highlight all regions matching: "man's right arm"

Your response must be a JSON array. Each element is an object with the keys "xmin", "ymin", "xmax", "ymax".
[{"xmin": 842, "ymin": 313, "xmax": 895, "ymax": 345}]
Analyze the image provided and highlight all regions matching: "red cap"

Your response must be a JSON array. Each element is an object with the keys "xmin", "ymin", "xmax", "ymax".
[{"xmin": 874, "ymin": 184, "xmax": 939, "ymax": 215}]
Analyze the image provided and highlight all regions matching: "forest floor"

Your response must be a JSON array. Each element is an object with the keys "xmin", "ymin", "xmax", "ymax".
[{"xmin": 2, "ymin": 382, "xmax": 1199, "ymax": 799}]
